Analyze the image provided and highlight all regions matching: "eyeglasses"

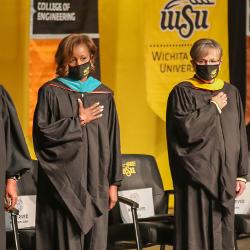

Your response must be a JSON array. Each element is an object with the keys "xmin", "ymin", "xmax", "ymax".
[{"xmin": 195, "ymin": 59, "xmax": 221, "ymax": 65}]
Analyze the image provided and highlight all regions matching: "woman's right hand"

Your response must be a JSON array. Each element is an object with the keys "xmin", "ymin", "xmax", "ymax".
[
  {"xmin": 211, "ymin": 92, "xmax": 228, "ymax": 110},
  {"xmin": 78, "ymin": 99, "xmax": 104, "ymax": 126}
]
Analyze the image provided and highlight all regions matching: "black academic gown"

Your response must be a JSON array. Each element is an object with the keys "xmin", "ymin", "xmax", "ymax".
[
  {"xmin": 166, "ymin": 81, "xmax": 248, "ymax": 250},
  {"xmin": 33, "ymin": 79, "xmax": 122, "ymax": 250},
  {"xmin": 0, "ymin": 85, "xmax": 31, "ymax": 250}
]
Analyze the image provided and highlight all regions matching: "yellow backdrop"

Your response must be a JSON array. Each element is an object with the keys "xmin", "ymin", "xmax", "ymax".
[
  {"xmin": 0, "ymin": 0, "xmax": 33, "ymax": 153},
  {"xmin": 0, "ymin": 0, "xmax": 230, "ymax": 193},
  {"xmin": 99, "ymin": 0, "xmax": 172, "ymax": 189}
]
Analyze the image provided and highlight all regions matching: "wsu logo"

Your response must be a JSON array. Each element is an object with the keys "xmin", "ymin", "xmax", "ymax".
[{"xmin": 160, "ymin": 0, "xmax": 216, "ymax": 39}]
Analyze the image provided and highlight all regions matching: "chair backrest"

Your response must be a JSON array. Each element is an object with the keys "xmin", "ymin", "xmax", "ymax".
[{"xmin": 109, "ymin": 154, "xmax": 167, "ymax": 224}]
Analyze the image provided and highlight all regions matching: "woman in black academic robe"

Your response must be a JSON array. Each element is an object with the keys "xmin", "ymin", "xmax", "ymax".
[
  {"xmin": 166, "ymin": 39, "xmax": 248, "ymax": 250},
  {"xmin": 0, "ymin": 85, "xmax": 31, "ymax": 250},
  {"xmin": 33, "ymin": 34, "xmax": 122, "ymax": 250}
]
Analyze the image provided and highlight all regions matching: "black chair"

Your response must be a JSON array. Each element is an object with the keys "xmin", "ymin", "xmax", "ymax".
[
  {"xmin": 108, "ymin": 154, "xmax": 174, "ymax": 250},
  {"xmin": 6, "ymin": 160, "xmax": 38, "ymax": 250},
  {"xmin": 18, "ymin": 160, "xmax": 37, "ymax": 250},
  {"xmin": 235, "ymin": 213, "xmax": 250, "ymax": 250},
  {"xmin": 235, "ymin": 159, "xmax": 250, "ymax": 250}
]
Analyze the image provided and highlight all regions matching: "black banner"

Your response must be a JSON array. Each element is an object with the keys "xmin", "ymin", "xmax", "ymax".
[{"xmin": 31, "ymin": 0, "xmax": 98, "ymax": 37}]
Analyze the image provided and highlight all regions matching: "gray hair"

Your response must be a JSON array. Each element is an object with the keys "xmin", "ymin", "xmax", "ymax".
[{"xmin": 190, "ymin": 38, "xmax": 223, "ymax": 61}]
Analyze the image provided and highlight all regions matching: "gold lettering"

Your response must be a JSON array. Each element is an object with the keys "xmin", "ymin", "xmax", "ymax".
[{"xmin": 122, "ymin": 161, "xmax": 137, "ymax": 177}]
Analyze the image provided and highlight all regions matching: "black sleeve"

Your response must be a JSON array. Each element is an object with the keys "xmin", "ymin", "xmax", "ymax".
[
  {"xmin": 33, "ymin": 86, "xmax": 82, "ymax": 151},
  {"xmin": 0, "ymin": 86, "xmax": 31, "ymax": 177},
  {"xmin": 107, "ymin": 95, "xmax": 123, "ymax": 185},
  {"xmin": 168, "ymin": 85, "xmax": 219, "ymax": 146},
  {"xmin": 166, "ymin": 85, "xmax": 221, "ymax": 199},
  {"xmin": 236, "ymin": 90, "xmax": 249, "ymax": 178}
]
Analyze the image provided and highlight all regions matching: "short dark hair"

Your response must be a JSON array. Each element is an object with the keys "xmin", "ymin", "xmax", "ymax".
[
  {"xmin": 55, "ymin": 34, "xmax": 97, "ymax": 77},
  {"xmin": 190, "ymin": 38, "xmax": 223, "ymax": 61}
]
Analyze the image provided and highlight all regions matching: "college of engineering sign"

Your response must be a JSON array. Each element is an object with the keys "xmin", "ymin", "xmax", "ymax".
[{"xmin": 31, "ymin": 0, "xmax": 99, "ymax": 39}]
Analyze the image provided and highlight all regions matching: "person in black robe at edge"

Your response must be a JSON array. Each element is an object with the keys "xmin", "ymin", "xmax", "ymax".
[
  {"xmin": 33, "ymin": 34, "xmax": 122, "ymax": 250},
  {"xmin": 0, "ymin": 85, "xmax": 31, "ymax": 250},
  {"xmin": 166, "ymin": 38, "xmax": 248, "ymax": 250}
]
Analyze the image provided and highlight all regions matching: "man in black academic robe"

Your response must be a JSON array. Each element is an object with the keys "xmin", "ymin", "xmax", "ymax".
[
  {"xmin": 33, "ymin": 80, "xmax": 122, "ymax": 250},
  {"xmin": 0, "ymin": 85, "xmax": 31, "ymax": 250},
  {"xmin": 166, "ymin": 79, "xmax": 248, "ymax": 250}
]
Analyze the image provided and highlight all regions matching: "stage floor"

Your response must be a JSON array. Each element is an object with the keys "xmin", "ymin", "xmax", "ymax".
[{"xmin": 130, "ymin": 237, "xmax": 250, "ymax": 250}]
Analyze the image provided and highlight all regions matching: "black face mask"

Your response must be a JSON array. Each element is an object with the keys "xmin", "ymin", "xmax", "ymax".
[
  {"xmin": 68, "ymin": 61, "xmax": 91, "ymax": 80},
  {"xmin": 195, "ymin": 64, "xmax": 220, "ymax": 81}
]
